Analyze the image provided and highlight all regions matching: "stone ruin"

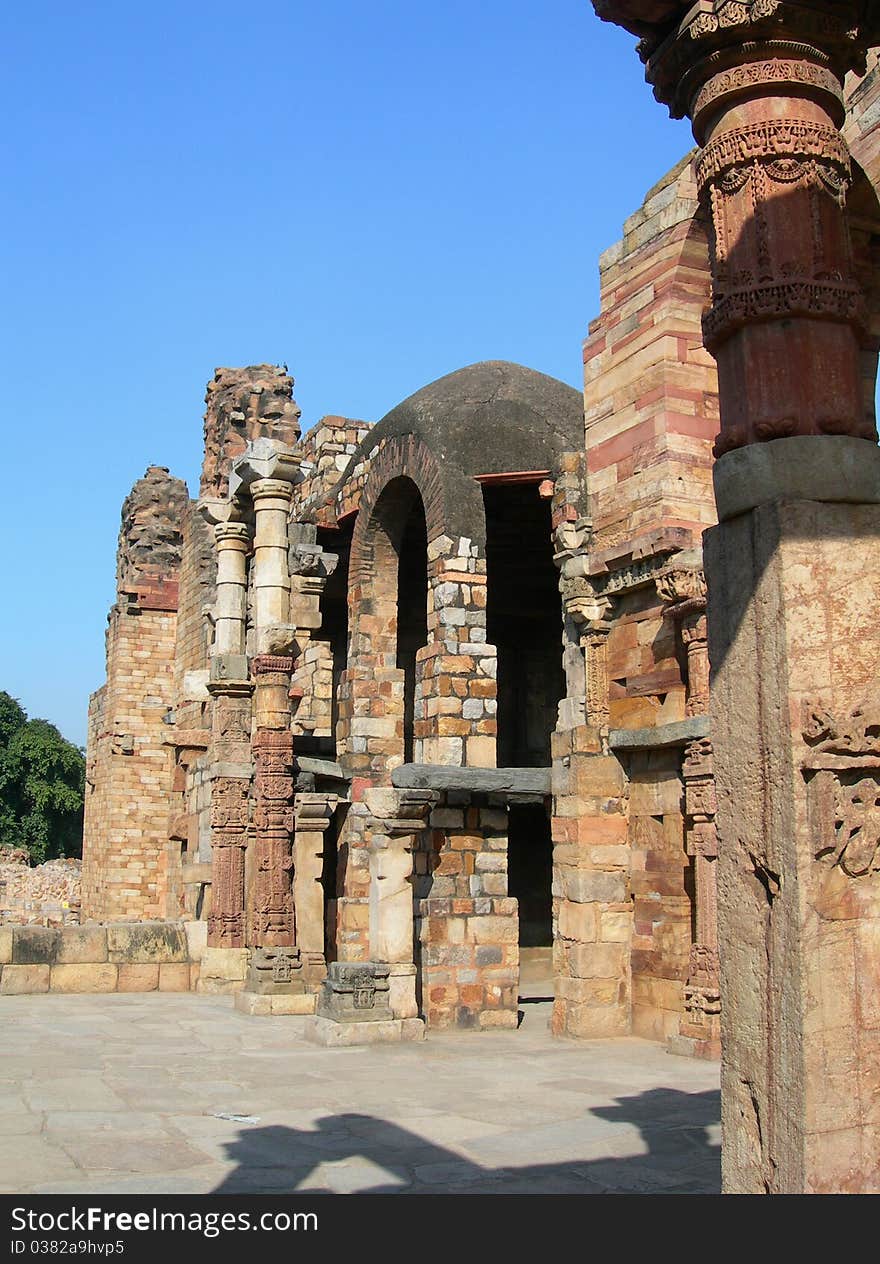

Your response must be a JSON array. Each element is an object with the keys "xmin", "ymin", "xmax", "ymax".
[{"xmin": 8, "ymin": 4, "xmax": 880, "ymax": 1194}]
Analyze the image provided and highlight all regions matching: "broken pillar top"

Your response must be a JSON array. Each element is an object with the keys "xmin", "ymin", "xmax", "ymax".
[{"xmin": 200, "ymin": 364, "xmax": 302, "ymax": 500}]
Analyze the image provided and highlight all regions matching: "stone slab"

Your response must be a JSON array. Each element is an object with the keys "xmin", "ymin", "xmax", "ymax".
[
  {"xmin": 234, "ymin": 990, "xmax": 317, "ymax": 1016},
  {"xmin": 0, "ymin": 964, "xmax": 49, "ymax": 994},
  {"xmin": 50, "ymin": 964, "xmax": 118, "ymax": 993},
  {"xmin": 713, "ymin": 434, "xmax": 880, "ymax": 522},
  {"xmin": 296, "ymin": 757, "xmax": 347, "ymax": 781},
  {"xmin": 303, "ymin": 1015, "xmax": 426, "ymax": 1046},
  {"xmin": 107, "ymin": 923, "xmax": 188, "ymax": 964},
  {"xmin": 392, "ymin": 764, "xmax": 551, "ymax": 796},
  {"xmin": 54, "ymin": 927, "xmax": 109, "ymax": 965},
  {"xmin": 609, "ymin": 716, "xmax": 710, "ymax": 751}
]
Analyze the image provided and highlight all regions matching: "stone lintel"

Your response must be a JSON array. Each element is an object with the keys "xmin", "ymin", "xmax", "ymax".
[
  {"xmin": 296, "ymin": 756, "xmax": 348, "ymax": 782},
  {"xmin": 609, "ymin": 716, "xmax": 710, "ymax": 751},
  {"xmin": 713, "ymin": 436, "xmax": 880, "ymax": 522},
  {"xmin": 391, "ymin": 764, "xmax": 551, "ymax": 797}
]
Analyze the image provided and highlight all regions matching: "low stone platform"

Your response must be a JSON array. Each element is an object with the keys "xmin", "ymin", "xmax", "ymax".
[
  {"xmin": 304, "ymin": 1015, "xmax": 425, "ymax": 1046},
  {"xmin": 0, "ymin": 993, "xmax": 720, "ymax": 1194}
]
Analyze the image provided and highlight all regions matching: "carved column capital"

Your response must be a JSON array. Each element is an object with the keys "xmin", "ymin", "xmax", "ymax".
[{"xmin": 592, "ymin": 2, "xmax": 880, "ymax": 459}]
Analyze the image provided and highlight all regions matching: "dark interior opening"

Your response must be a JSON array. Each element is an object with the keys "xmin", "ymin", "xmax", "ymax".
[
  {"xmin": 321, "ymin": 803, "xmax": 346, "ymax": 963},
  {"xmin": 396, "ymin": 495, "xmax": 428, "ymax": 764},
  {"xmin": 483, "ymin": 483, "xmax": 564, "ymax": 766},
  {"xmin": 508, "ymin": 801, "xmax": 553, "ymax": 948},
  {"xmin": 309, "ymin": 520, "xmax": 352, "ymax": 758}
]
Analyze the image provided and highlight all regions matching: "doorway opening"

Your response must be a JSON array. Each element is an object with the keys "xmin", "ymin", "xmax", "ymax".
[
  {"xmin": 508, "ymin": 800, "xmax": 554, "ymax": 1004},
  {"xmin": 483, "ymin": 483, "xmax": 564, "ymax": 766}
]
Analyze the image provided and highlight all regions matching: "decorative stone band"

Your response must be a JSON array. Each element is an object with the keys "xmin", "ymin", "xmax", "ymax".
[
  {"xmin": 690, "ymin": 57, "xmax": 845, "ymax": 133},
  {"xmin": 214, "ymin": 521, "xmax": 251, "ymax": 548},
  {"xmin": 695, "ymin": 118, "xmax": 850, "ymax": 189},
  {"xmin": 702, "ymin": 278, "xmax": 866, "ymax": 352},
  {"xmin": 252, "ymin": 654, "xmax": 295, "ymax": 677}
]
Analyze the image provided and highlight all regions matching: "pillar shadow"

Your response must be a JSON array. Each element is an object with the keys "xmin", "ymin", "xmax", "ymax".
[{"xmin": 210, "ymin": 1086, "xmax": 720, "ymax": 1194}]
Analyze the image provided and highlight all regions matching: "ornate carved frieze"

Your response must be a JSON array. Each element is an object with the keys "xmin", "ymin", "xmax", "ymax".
[
  {"xmin": 684, "ymin": 944, "xmax": 722, "ymax": 1018},
  {"xmin": 695, "ymin": 118, "xmax": 850, "ymax": 188},
  {"xmin": 252, "ymin": 727, "xmax": 295, "ymax": 946},
  {"xmin": 208, "ymin": 776, "xmax": 249, "ymax": 948},
  {"xmin": 691, "ymin": 57, "xmax": 845, "ymax": 130}
]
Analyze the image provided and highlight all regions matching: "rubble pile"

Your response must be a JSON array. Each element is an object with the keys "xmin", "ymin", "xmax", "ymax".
[{"xmin": 0, "ymin": 853, "xmax": 82, "ymax": 925}]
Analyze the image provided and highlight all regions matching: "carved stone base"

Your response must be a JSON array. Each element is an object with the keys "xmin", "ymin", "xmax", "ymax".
[
  {"xmin": 303, "ymin": 1015, "xmax": 425, "ymax": 1046},
  {"xmin": 315, "ymin": 961, "xmax": 393, "ymax": 1023},
  {"xmin": 667, "ymin": 1032, "xmax": 722, "ymax": 1061},
  {"xmin": 234, "ymin": 990, "xmax": 317, "ymax": 1017},
  {"xmin": 244, "ymin": 947, "xmax": 306, "ymax": 996}
]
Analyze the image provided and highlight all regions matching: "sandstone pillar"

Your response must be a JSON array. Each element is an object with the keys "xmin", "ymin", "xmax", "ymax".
[
  {"xmin": 591, "ymin": 0, "xmax": 880, "ymax": 1192},
  {"xmin": 251, "ymin": 478, "xmax": 293, "ymax": 633},
  {"xmin": 659, "ymin": 560, "xmax": 720, "ymax": 1058},
  {"xmin": 213, "ymin": 522, "xmax": 250, "ymax": 655},
  {"xmin": 293, "ymin": 792, "xmax": 337, "ymax": 973}
]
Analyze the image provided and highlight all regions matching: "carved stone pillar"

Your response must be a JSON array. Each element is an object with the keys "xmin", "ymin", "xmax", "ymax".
[
  {"xmin": 213, "ymin": 522, "xmax": 250, "ymax": 655},
  {"xmin": 591, "ymin": 0, "xmax": 880, "ymax": 1195},
  {"xmin": 659, "ymin": 560, "xmax": 719, "ymax": 1058},
  {"xmin": 250, "ymin": 658, "xmax": 295, "ymax": 951},
  {"xmin": 561, "ymin": 576, "xmax": 613, "ymax": 733},
  {"xmin": 305, "ymin": 787, "xmax": 435, "ymax": 1045},
  {"xmin": 293, "ymin": 792, "xmax": 337, "ymax": 973},
  {"xmin": 679, "ymin": 738, "xmax": 721, "ymax": 1057},
  {"xmin": 205, "ymin": 681, "xmax": 252, "ymax": 954},
  {"xmin": 251, "ymin": 478, "xmax": 294, "ymax": 633}
]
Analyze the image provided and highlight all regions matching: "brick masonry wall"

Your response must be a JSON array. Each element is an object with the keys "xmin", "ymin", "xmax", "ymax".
[
  {"xmin": 172, "ymin": 503, "xmax": 216, "ymax": 729},
  {"xmin": 416, "ymin": 795, "xmax": 518, "ymax": 1030},
  {"xmin": 583, "ymin": 155, "xmax": 717, "ymax": 556},
  {"xmin": 81, "ymin": 605, "xmax": 179, "ymax": 920}
]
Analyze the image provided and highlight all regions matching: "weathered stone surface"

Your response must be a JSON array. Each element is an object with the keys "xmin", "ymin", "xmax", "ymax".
[
  {"xmin": 116, "ymin": 964, "xmax": 160, "ymax": 992},
  {"xmin": 713, "ymin": 436, "xmax": 880, "ymax": 523},
  {"xmin": 234, "ymin": 990, "xmax": 316, "ymax": 1016},
  {"xmin": 0, "ymin": 965, "xmax": 50, "ymax": 994},
  {"xmin": 157, "ymin": 963, "xmax": 191, "ymax": 992},
  {"xmin": 106, "ymin": 923, "xmax": 188, "ymax": 964},
  {"xmin": 304, "ymin": 1015, "xmax": 425, "ymax": 1046},
  {"xmin": 609, "ymin": 716, "xmax": 709, "ymax": 750},
  {"xmin": 50, "ymin": 964, "xmax": 118, "ymax": 993},
  {"xmin": 54, "ymin": 927, "xmax": 108, "ymax": 965},
  {"xmin": 12, "ymin": 927, "xmax": 61, "ymax": 965},
  {"xmin": 393, "ymin": 764, "xmax": 551, "ymax": 796}
]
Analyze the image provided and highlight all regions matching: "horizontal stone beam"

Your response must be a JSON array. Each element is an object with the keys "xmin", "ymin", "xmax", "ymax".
[
  {"xmin": 391, "ymin": 764, "xmax": 551, "ymax": 797},
  {"xmin": 609, "ymin": 716, "xmax": 709, "ymax": 751},
  {"xmin": 297, "ymin": 757, "xmax": 347, "ymax": 781}
]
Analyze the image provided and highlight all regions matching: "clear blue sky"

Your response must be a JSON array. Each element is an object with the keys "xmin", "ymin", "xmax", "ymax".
[{"xmin": 2, "ymin": 2, "xmax": 692, "ymax": 746}]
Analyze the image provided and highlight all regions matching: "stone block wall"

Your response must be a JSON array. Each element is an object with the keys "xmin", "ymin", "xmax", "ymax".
[
  {"xmin": 627, "ymin": 749, "xmax": 691, "ymax": 1043},
  {"xmin": 551, "ymin": 728, "xmax": 632, "ymax": 1038},
  {"xmin": 607, "ymin": 588, "xmax": 686, "ymax": 728},
  {"xmin": 0, "ymin": 921, "xmax": 206, "ymax": 994}
]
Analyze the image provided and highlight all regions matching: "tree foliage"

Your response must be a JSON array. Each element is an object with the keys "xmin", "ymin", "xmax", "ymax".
[{"xmin": 0, "ymin": 693, "xmax": 84, "ymax": 864}]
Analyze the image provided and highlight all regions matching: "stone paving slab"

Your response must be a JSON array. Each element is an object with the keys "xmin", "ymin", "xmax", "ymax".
[{"xmin": 0, "ymin": 993, "xmax": 720, "ymax": 1195}]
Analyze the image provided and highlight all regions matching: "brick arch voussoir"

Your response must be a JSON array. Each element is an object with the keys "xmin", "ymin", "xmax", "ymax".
[{"xmin": 350, "ymin": 435, "xmax": 450, "ymax": 587}]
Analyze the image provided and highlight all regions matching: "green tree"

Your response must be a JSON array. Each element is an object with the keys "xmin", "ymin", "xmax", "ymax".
[{"xmin": 0, "ymin": 693, "xmax": 84, "ymax": 863}]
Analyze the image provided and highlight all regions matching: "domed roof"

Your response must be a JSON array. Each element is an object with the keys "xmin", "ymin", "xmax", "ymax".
[{"xmin": 363, "ymin": 360, "xmax": 584, "ymax": 477}]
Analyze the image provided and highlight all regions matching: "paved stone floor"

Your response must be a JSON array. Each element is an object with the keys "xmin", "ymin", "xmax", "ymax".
[{"xmin": 0, "ymin": 994, "xmax": 720, "ymax": 1195}]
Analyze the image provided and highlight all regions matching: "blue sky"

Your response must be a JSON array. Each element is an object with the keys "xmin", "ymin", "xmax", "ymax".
[{"xmin": 2, "ymin": 2, "xmax": 692, "ymax": 745}]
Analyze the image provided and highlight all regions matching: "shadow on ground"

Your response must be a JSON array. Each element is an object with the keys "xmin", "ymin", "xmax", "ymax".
[{"xmin": 211, "ymin": 1087, "xmax": 721, "ymax": 1195}]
